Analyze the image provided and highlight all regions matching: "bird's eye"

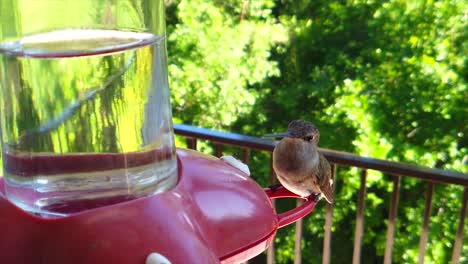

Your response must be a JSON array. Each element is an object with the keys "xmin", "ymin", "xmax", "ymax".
[{"xmin": 304, "ymin": 136, "xmax": 313, "ymax": 142}]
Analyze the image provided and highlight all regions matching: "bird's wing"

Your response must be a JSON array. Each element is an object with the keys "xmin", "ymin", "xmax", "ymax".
[
  {"xmin": 320, "ymin": 181, "xmax": 334, "ymax": 204},
  {"xmin": 318, "ymin": 153, "xmax": 334, "ymax": 204},
  {"xmin": 317, "ymin": 153, "xmax": 332, "ymax": 184}
]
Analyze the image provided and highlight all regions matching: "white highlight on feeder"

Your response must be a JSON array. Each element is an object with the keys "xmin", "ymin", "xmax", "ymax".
[
  {"xmin": 220, "ymin": 156, "xmax": 250, "ymax": 176},
  {"xmin": 146, "ymin": 253, "xmax": 171, "ymax": 264}
]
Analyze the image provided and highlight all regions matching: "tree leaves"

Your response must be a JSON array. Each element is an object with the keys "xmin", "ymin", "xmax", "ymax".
[{"xmin": 166, "ymin": 0, "xmax": 287, "ymax": 129}]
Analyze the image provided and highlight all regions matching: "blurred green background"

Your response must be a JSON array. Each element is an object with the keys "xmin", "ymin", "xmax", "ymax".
[{"xmin": 165, "ymin": 0, "xmax": 466, "ymax": 263}]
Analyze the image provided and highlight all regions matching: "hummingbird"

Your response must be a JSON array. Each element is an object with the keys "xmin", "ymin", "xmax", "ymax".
[{"xmin": 264, "ymin": 120, "xmax": 334, "ymax": 204}]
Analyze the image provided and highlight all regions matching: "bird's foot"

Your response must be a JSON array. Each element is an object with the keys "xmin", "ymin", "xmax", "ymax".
[
  {"xmin": 308, "ymin": 193, "xmax": 321, "ymax": 203},
  {"xmin": 267, "ymin": 183, "xmax": 283, "ymax": 193}
]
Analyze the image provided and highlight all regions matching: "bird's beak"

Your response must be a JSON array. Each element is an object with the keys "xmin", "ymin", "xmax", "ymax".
[{"xmin": 262, "ymin": 132, "xmax": 292, "ymax": 140}]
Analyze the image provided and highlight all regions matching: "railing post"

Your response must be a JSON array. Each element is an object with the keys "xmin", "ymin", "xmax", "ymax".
[
  {"xmin": 266, "ymin": 201, "xmax": 276, "ymax": 264},
  {"xmin": 322, "ymin": 164, "xmax": 336, "ymax": 264},
  {"xmin": 384, "ymin": 175, "xmax": 400, "ymax": 264},
  {"xmin": 451, "ymin": 187, "xmax": 468, "ymax": 264},
  {"xmin": 294, "ymin": 199, "xmax": 304, "ymax": 264},
  {"xmin": 267, "ymin": 154, "xmax": 277, "ymax": 264},
  {"xmin": 242, "ymin": 149, "xmax": 250, "ymax": 165},
  {"xmin": 418, "ymin": 182, "xmax": 434, "ymax": 264},
  {"xmin": 214, "ymin": 143, "xmax": 223, "ymax": 157},
  {"xmin": 352, "ymin": 169, "xmax": 367, "ymax": 264},
  {"xmin": 186, "ymin": 137, "xmax": 197, "ymax": 150}
]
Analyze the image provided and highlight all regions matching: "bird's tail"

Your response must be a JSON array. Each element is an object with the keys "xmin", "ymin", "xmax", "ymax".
[{"xmin": 320, "ymin": 183, "xmax": 334, "ymax": 204}]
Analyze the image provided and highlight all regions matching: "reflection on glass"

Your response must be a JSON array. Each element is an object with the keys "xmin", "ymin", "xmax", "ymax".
[{"xmin": 0, "ymin": 28, "xmax": 177, "ymax": 217}]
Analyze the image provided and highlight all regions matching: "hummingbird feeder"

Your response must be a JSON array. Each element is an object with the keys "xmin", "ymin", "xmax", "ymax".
[{"xmin": 0, "ymin": 150, "xmax": 318, "ymax": 263}]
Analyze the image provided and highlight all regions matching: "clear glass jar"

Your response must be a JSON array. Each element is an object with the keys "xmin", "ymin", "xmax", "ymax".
[{"xmin": 0, "ymin": 0, "xmax": 177, "ymax": 217}]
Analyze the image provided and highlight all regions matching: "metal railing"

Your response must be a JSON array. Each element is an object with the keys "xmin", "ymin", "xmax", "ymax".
[{"xmin": 173, "ymin": 123, "xmax": 468, "ymax": 264}]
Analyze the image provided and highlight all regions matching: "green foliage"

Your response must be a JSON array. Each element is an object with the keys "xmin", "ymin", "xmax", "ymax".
[{"xmin": 166, "ymin": 0, "xmax": 287, "ymax": 129}]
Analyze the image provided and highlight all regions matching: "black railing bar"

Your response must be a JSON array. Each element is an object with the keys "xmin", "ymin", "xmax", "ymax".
[
  {"xmin": 418, "ymin": 182, "xmax": 434, "ymax": 264},
  {"xmin": 294, "ymin": 199, "xmax": 304, "ymax": 264},
  {"xmin": 352, "ymin": 169, "xmax": 367, "ymax": 264},
  {"xmin": 384, "ymin": 175, "xmax": 401, "ymax": 264},
  {"xmin": 322, "ymin": 150, "xmax": 467, "ymax": 187},
  {"xmin": 174, "ymin": 124, "xmax": 468, "ymax": 186},
  {"xmin": 242, "ymin": 149, "xmax": 250, "ymax": 165},
  {"xmin": 451, "ymin": 187, "xmax": 468, "ymax": 263},
  {"xmin": 267, "ymin": 153, "xmax": 276, "ymax": 264},
  {"xmin": 214, "ymin": 143, "xmax": 223, "ymax": 157},
  {"xmin": 322, "ymin": 164, "xmax": 336, "ymax": 264},
  {"xmin": 175, "ymin": 123, "xmax": 274, "ymax": 151}
]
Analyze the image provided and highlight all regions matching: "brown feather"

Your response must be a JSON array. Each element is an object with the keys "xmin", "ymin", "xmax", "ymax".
[
  {"xmin": 318, "ymin": 153, "xmax": 334, "ymax": 203},
  {"xmin": 320, "ymin": 181, "xmax": 334, "ymax": 204}
]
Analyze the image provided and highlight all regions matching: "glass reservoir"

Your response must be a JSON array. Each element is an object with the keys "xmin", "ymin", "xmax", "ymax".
[{"xmin": 0, "ymin": 0, "xmax": 177, "ymax": 217}]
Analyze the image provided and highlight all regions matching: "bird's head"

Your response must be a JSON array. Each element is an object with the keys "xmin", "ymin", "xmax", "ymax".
[{"xmin": 263, "ymin": 120, "xmax": 320, "ymax": 145}]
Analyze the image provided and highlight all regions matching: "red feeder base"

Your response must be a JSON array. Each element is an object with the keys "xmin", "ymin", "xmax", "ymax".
[{"xmin": 0, "ymin": 149, "xmax": 317, "ymax": 263}]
